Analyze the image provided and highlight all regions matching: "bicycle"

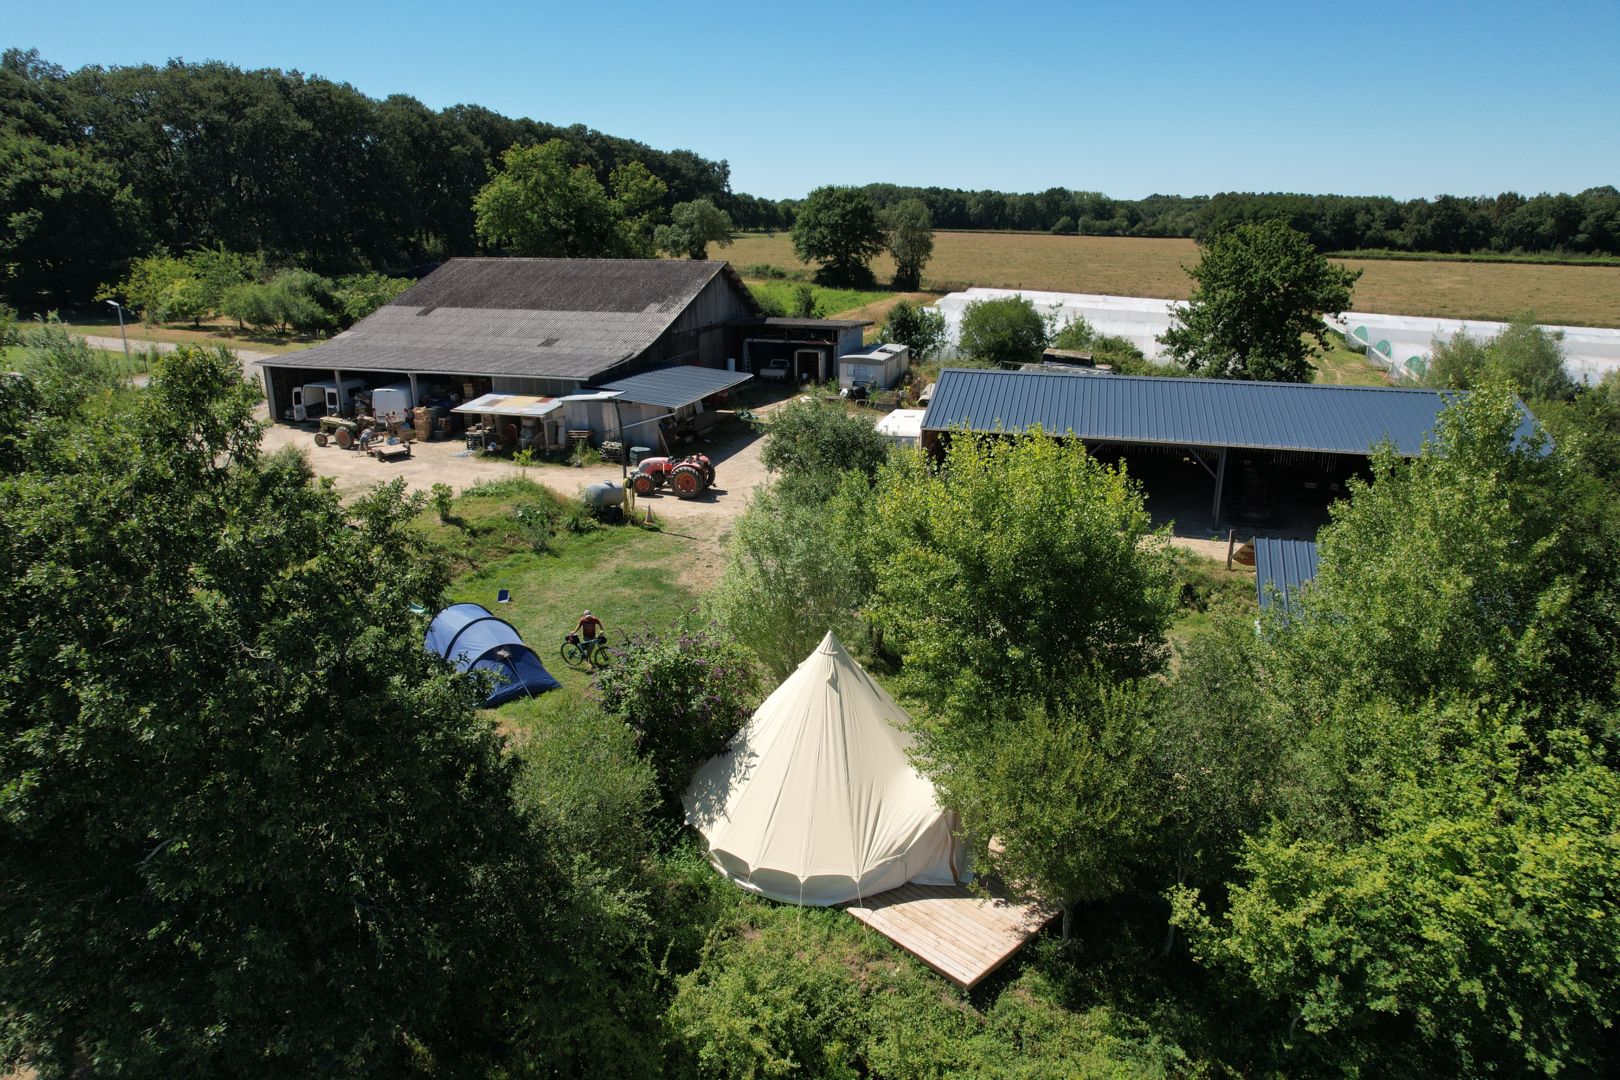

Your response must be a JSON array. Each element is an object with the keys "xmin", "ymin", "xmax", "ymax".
[{"xmin": 560, "ymin": 632, "xmax": 611, "ymax": 670}]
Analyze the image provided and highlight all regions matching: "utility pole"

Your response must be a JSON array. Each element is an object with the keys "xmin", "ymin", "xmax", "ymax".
[{"xmin": 105, "ymin": 299, "xmax": 130, "ymax": 365}]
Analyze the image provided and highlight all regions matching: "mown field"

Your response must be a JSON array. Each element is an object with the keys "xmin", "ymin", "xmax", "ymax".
[{"xmin": 716, "ymin": 231, "xmax": 1620, "ymax": 328}]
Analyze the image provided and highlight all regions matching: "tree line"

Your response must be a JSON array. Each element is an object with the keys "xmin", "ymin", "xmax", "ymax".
[
  {"xmin": 740, "ymin": 183, "xmax": 1620, "ymax": 257},
  {"xmin": 0, "ymin": 48, "xmax": 735, "ymax": 306}
]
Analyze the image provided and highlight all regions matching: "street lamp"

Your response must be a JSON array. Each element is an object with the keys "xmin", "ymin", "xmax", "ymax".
[{"xmin": 105, "ymin": 299, "xmax": 130, "ymax": 364}]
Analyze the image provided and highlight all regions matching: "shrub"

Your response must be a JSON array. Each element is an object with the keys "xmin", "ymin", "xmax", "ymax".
[
  {"xmin": 759, "ymin": 395, "xmax": 889, "ymax": 499},
  {"xmin": 957, "ymin": 294, "xmax": 1052, "ymax": 368},
  {"xmin": 512, "ymin": 501, "xmax": 559, "ymax": 552},
  {"xmin": 880, "ymin": 299, "xmax": 947, "ymax": 360},
  {"xmin": 592, "ymin": 624, "xmax": 759, "ymax": 806},
  {"xmin": 789, "ymin": 283, "xmax": 819, "ymax": 319},
  {"xmin": 431, "ymin": 482, "xmax": 453, "ymax": 522}
]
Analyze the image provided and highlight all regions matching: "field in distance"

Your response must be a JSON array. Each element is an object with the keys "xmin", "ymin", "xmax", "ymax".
[{"xmin": 714, "ymin": 231, "xmax": 1620, "ymax": 328}]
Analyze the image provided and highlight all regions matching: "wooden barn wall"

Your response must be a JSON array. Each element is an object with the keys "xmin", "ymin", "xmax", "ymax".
[{"xmin": 651, "ymin": 274, "xmax": 756, "ymax": 368}]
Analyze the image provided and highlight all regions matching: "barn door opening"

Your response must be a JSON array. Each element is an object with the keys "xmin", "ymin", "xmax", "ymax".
[{"xmin": 795, "ymin": 348, "xmax": 824, "ymax": 384}]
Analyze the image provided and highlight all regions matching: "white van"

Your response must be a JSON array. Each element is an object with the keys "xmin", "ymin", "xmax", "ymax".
[{"xmin": 369, "ymin": 383, "xmax": 414, "ymax": 422}]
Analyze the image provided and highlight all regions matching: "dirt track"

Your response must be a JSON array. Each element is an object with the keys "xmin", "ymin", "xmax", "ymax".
[{"xmin": 259, "ymin": 410, "xmax": 775, "ymax": 590}]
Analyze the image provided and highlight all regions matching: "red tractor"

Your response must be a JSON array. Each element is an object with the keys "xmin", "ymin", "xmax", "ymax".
[{"xmin": 630, "ymin": 453, "xmax": 715, "ymax": 498}]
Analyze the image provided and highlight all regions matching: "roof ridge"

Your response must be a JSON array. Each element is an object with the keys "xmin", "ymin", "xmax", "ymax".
[{"xmin": 935, "ymin": 366, "xmax": 1446, "ymax": 395}]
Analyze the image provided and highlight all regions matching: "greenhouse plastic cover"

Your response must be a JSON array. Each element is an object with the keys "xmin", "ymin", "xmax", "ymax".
[
  {"xmin": 1325, "ymin": 312, "xmax": 1620, "ymax": 385},
  {"xmin": 684, "ymin": 632, "xmax": 964, "ymax": 907},
  {"xmin": 933, "ymin": 289, "xmax": 1620, "ymax": 385},
  {"xmin": 935, "ymin": 289, "xmax": 1180, "ymax": 362}
]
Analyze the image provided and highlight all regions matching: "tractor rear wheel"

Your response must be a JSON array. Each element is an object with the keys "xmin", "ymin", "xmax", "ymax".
[
  {"xmin": 670, "ymin": 464, "xmax": 704, "ymax": 498},
  {"xmin": 334, "ymin": 427, "xmax": 353, "ymax": 450}
]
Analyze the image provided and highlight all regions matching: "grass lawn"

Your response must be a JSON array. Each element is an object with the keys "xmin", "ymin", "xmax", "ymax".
[
  {"xmin": 418, "ymin": 477, "xmax": 704, "ymax": 732},
  {"xmin": 1311, "ymin": 331, "xmax": 1390, "ymax": 387},
  {"xmin": 4, "ymin": 343, "xmax": 151, "ymax": 377},
  {"xmin": 1167, "ymin": 551, "xmax": 1257, "ymax": 656},
  {"xmin": 716, "ymin": 231, "xmax": 1620, "ymax": 328}
]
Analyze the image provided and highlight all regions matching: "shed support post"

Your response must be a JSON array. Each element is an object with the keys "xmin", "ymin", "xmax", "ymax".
[
  {"xmin": 408, "ymin": 373, "xmax": 419, "ymax": 408},
  {"xmin": 1211, "ymin": 447, "xmax": 1228, "ymax": 523}
]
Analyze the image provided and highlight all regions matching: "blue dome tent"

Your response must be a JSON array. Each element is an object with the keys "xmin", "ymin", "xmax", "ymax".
[{"xmin": 425, "ymin": 603, "xmax": 561, "ymax": 706}]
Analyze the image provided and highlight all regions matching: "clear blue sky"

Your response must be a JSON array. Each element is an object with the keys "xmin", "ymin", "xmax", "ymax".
[{"xmin": 11, "ymin": 0, "xmax": 1618, "ymax": 201}]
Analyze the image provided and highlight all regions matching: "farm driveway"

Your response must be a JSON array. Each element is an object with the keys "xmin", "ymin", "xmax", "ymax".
[{"xmin": 259, "ymin": 415, "xmax": 774, "ymax": 589}]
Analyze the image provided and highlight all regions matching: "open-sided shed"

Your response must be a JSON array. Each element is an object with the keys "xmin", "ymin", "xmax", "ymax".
[{"xmin": 919, "ymin": 367, "xmax": 1540, "ymax": 529}]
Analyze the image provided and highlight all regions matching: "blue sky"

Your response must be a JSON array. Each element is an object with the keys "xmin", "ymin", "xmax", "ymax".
[{"xmin": 13, "ymin": 0, "xmax": 1618, "ymax": 200}]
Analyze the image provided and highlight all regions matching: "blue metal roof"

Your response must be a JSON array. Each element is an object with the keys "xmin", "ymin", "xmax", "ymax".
[
  {"xmin": 919, "ymin": 368, "xmax": 1537, "ymax": 456},
  {"xmin": 598, "ymin": 365, "xmax": 752, "ymax": 409},
  {"xmin": 1254, "ymin": 538, "xmax": 1319, "ymax": 615}
]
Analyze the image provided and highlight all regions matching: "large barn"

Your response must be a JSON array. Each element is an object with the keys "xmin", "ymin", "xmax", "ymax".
[{"xmin": 259, "ymin": 257, "xmax": 821, "ymax": 424}]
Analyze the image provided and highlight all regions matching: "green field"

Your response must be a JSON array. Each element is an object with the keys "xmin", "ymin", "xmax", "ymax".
[
  {"xmin": 715, "ymin": 231, "xmax": 1620, "ymax": 328},
  {"xmin": 743, "ymin": 279, "xmax": 895, "ymax": 319}
]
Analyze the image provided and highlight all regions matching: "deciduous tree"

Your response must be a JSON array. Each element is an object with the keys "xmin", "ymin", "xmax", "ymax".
[
  {"xmin": 883, "ymin": 197, "xmax": 934, "ymax": 289},
  {"xmin": 1159, "ymin": 219, "xmax": 1359, "ymax": 381},
  {"xmin": 866, "ymin": 431, "xmax": 1177, "ymax": 716},
  {"xmin": 880, "ymin": 299, "xmax": 947, "ymax": 360},
  {"xmin": 956, "ymin": 294, "xmax": 1051, "ymax": 368},
  {"xmin": 759, "ymin": 394, "xmax": 890, "ymax": 499},
  {"xmin": 706, "ymin": 477, "xmax": 874, "ymax": 680},
  {"xmin": 0, "ymin": 133, "xmax": 146, "ymax": 306},
  {"xmin": 1421, "ymin": 314, "xmax": 1576, "ymax": 402},
  {"xmin": 790, "ymin": 186, "xmax": 886, "ymax": 287},
  {"xmin": 655, "ymin": 198, "xmax": 734, "ymax": 259},
  {"xmin": 473, "ymin": 139, "xmax": 625, "ymax": 258},
  {"xmin": 0, "ymin": 340, "xmax": 640, "ymax": 1077},
  {"xmin": 917, "ymin": 681, "xmax": 1165, "ymax": 939}
]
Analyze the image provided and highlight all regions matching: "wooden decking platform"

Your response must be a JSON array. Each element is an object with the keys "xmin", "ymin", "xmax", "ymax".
[{"xmin": 845, "ymin": 882, "xmax": 1058, "ymax": 989}]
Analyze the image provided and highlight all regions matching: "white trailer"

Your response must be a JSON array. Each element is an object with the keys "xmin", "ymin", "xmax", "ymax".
[{"xmin": 838, "ymin": 343, "xmax": 910, "ymax": 390}]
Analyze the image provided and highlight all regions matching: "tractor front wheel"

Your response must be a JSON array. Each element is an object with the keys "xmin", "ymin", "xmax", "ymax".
[
  {"xmin": 314, "ymin": 430, "xmax": 329, "ymax": 447},
  {"xmin": 632, "ymin": 473, "xmax": 657, "ymax": 496}
]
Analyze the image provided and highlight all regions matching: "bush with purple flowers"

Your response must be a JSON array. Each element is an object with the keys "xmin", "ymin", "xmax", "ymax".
[{"xmin": 592, "ymin": 623, "xmax": 761, "ymax": 807}]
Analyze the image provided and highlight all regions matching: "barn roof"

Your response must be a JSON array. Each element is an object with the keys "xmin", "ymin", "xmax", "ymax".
[
  {"xmin": 1254, "ymin": 538, "xmax": 1320, "ymax": 615},
  {"xmin": 291, "ymin": 258, "xmax": 752, "ymax": 381},
  {"xmin": 919, "ymin": 368, "xmax": 1538, "ymax": 457},
  {"xmin": 598, "ymin": 365, "xmax": 753, "ymax": 409}
]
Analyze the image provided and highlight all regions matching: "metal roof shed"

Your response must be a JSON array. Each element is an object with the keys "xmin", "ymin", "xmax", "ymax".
[
  {"xmin": 1254, "ymin": 538, "xmax": 1319, "ymax": 615},
  {"xmin": 919, "ymin": 368, "xmax": 1540, "ymax": 523}
]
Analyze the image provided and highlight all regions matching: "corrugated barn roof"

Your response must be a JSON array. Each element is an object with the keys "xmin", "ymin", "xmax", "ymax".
[
  {"xmin": 598, "ymin": 365, "xmax": 753, "ymax": 409},
  {"xmin": 291, "ymin": 258, "xmax": 738, "ymax": 380},
  {"xmin": 919, "ymin": 368, "xmax": 1537, "ymax": 456},
  {"xmin": 1254, "ymin": 538, "xmax": 1320, "ymax": 615}
]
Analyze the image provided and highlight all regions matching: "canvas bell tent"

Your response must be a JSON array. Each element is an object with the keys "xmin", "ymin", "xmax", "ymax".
[
  {"xmin": 424, "ymin": 603, "xmax": 561, "ymax": 707},
  {"xmin": 684, "ymin": 632, "xmax": 965, "ymax": 906}
]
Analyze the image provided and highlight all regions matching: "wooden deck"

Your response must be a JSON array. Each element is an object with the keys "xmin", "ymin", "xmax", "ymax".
[{"xmin": 845, "ymin": 882, "xmax": 1057, "ymax": 989}]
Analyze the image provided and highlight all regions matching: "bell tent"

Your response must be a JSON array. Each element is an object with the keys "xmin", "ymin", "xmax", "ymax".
[
  {"xmin": 424, "ymin": 603, "xmax": 561, "ymax": 707},
  {"xmin": 684, "ymin": 631, "xmax": 964, "ymax": 906}
]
